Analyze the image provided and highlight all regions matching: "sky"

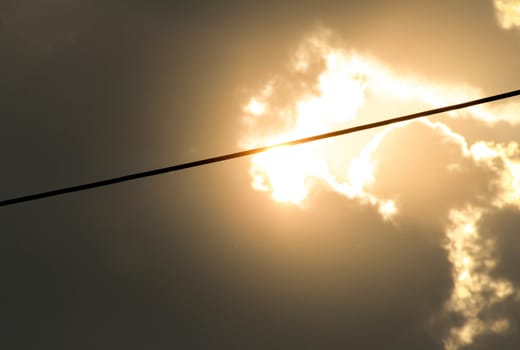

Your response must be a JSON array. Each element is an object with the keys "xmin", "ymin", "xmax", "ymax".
[{"xmin": 1, "ymin": 1, "xmax": 520, "ymax": 349}]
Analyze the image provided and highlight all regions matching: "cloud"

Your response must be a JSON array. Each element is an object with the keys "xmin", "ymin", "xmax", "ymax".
[
  {"xmin": 364, "ymin": 120, "xmax": 520, "ymax": 350},
  {"xmin": 240, "ymin": 30, "xmax": 520, "ymax": 349},
  {"xmin": 440, "ymin": 205, "xmax": 520, "ymax": 350},
  {"xmin": 368, "ymin": 121, "xmax": 499, "ymax": 226},
  {"xmin": 203, "ymin": 190, "xmax": 453, "ymax": 350},
  {"xmin": 2, "ymin": 2, "xmax": 519, "ymax": 349},
  {"xmin": 241, "ymin": 30, "xmax": 520, "ymax": 211},
  {"xmin": 1, "ymin": 0, "xmax": 97, "ymax": 52},
  {"xmin": 493, "ymin": 0, "xmax": 520, "ymax": 29},
  {"xmin": 481, "ymin": 207, "xmax": 520, "ymax": 285}
]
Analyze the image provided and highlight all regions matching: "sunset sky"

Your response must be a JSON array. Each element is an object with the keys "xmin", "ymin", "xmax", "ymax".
[{"xmin": 2, "ymin": 1, "xmax": 520, "ymax": 349}]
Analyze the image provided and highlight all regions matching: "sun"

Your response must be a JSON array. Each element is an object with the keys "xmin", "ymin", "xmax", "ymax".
[
  {"xmin": 251, "ymin": 146, "xmax": 310, "ymax": 204},
  {"xmin": 241, "ymin": 48, "xmax": 370, "ymax": 205}
]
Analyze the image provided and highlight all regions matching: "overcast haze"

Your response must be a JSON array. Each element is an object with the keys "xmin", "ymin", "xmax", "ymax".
[{"xmin": 2, "ymin": 1, "xmax": 520, "ymax": 349}]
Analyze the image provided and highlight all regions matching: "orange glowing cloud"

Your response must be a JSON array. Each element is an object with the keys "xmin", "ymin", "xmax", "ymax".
[
  {"xmin": 239, "ymin": 30, "xmax": 520, "ymax": 350},
  {"xmin": 494, "ymin": 0, "xmax": 520, "ymax": 29}
]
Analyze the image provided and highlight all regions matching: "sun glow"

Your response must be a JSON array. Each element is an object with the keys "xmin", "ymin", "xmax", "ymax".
[
  {"xmin": 245, "ymin": 99, "xmax": 266, "ymax": 116},
  {"xmin": 494, "ymin": 0, "xmax": 520, "ymax": 29},
  {"xmin": 243, "ymin": 45, "xmax": 371, "ymax": 205},
  {"xmin": 444, "ymin": 207, "xmax": 514, "ymax": 350},
  {"xmin": 241, "ymin": 32, "xmax": 520, "ymax": 210},
  {"xmin": 240, "ymin": 30, "xmax": 520, "ymax": 350},
  {"xmin": 250, "ymin": 144, "xmax": 324, "ymax": 204},
  {"xmin": 241, "ymin": 32, "xmax": 477, "ymax": 209}
]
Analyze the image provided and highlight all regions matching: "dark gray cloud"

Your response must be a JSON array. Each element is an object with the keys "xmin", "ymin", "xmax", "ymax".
[
  {"xmin": 481, "ymin": 207, "xmax": 520, "ymax": 286},
  {"xmin": 1, "ymin": 161, "xmax": 452, "ymax": 349},
  {"xmin": 1, "ymin": 0, "xmax": 98, "ymax": 52}
]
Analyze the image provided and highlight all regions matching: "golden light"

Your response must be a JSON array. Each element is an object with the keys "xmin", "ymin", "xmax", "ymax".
[
  {"xmin": 250, "ymin": 145, "xmax": 319, "ymax": 204},
  {"xmin": 240, "ymin": 32, "xmax": 520, "ymax": 212},
  {"xmin": 378, "ymin": 199, "xmax": 398, "ymax": 219},
  {"xmin": 242, "ymin": 62, "xmax": 367, "ymax": 204},
  {"xmin": 241, "ymin": 44, "xmax": 370, "ymax": 206},
  {"xmin": 471, "ymin": 141, "xmax": 520, "ymax": 206},
  {"xmin": 240, "ymin": 32, "xmax": 487, "ymax": 208},
  {"xmin": 240, "ymin": 30, "xmax": 520, "ymax": 350},
  {"xmin": 444, "ymin": 207, "xmax": 514, "ymax": 350},
  {"xmin": 245, "ymin": 99, "xmax": 266, "ymax": 116},
  {"xmin": 494, "ymin": 0, "xmax": 520, "ymax": 29}
]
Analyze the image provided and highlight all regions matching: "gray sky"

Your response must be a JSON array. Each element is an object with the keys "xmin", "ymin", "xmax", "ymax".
[{"xmin": 1, "ymin": 1, "xmax": 520, "ymax": 349}]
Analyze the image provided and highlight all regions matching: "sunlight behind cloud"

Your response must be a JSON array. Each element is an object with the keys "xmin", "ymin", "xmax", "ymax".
[
  {"xmin": 245, "ymin": 99, "xmax": 266, "ymax": 117},
  {"xmin": 444, "ymin": 207, "xmax": 514, "ymax": 350},
  {"xmin": 240, "ymin": 30, "xmax": 520, "ymax": 350},
  {"xmin": 471, "ymin": 141, "xmax": 520, "ymax": 206},
  {"xmin": 250, "ymin": 144, "xmax": 327, "ymax": 204},
  {"xmin": 241, "ymin": 31, "xmax": 520, "ymax": 209},
  {"xmin": 494, "ymin": 0, "xmax": 520, "ymax": 29}
]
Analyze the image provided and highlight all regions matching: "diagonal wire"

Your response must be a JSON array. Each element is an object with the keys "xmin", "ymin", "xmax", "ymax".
[{"xmin": 2, "ymin": 88, "xmax": 520, "ymax": 207}]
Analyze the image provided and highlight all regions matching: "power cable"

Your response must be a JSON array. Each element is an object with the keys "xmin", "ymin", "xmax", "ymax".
[{"xmin": 1, "ymin": 88, "xmax": 520, "ymax": 207}]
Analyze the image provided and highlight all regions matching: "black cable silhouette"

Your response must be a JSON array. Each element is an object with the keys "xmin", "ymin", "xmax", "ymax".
[{"xmin": 2, "ymin": 88, "xmax": 520, "ymax": 207}]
